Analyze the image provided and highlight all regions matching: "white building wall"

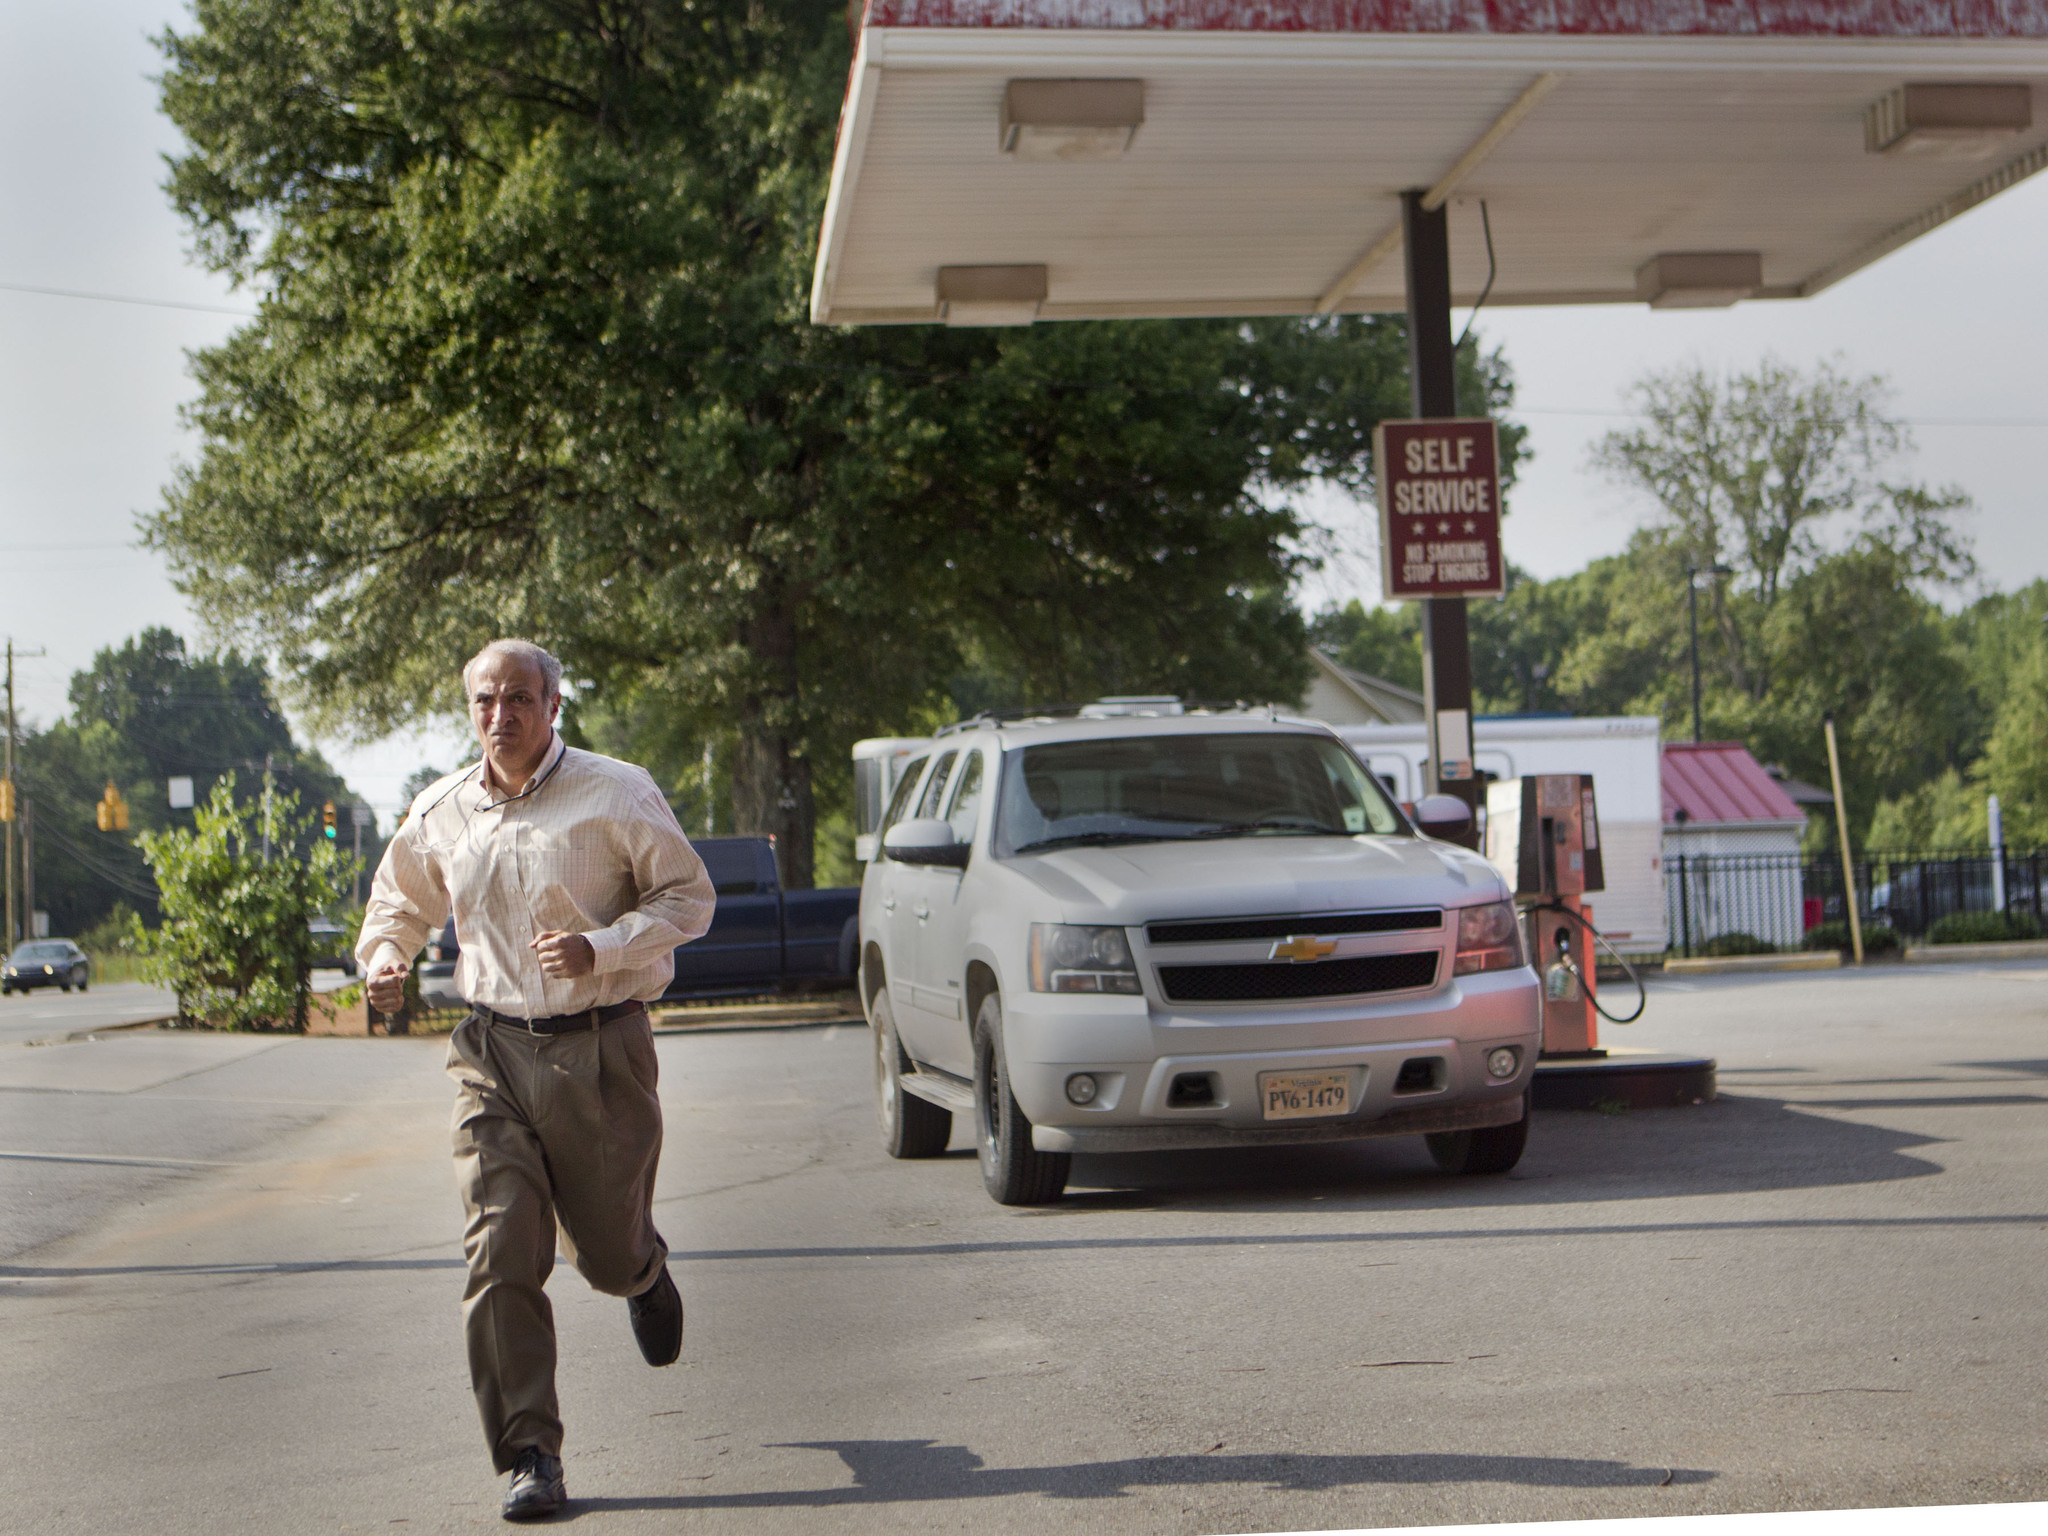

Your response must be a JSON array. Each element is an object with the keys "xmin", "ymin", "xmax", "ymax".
[
  {"xmin": 1662, "ymin": 821, "xmax": 1808, "ymax": 951},
  {"xmin": 1333, "ymin": 717, "xmax": 1668, "ymax": 953}
]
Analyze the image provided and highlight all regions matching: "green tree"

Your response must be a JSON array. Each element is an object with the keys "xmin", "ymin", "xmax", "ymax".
[
  {"xmin": 136, "ymin": 778, "xmax": 357, "ymax": 1031},
  {"xmin": 17, "ymin": 630, "xmax": 370, "ymax": 935},
  {"xmin": 1309, "ymin": 600, "xmax": 1422, "ymax": 694},
  {"xmin": 1974, "ymin": 634, "xmax": 2048, "ymax": 847},
  {"xmin": 1589, "ymin": 358, "xmax": 1970, "ymax": 706},
  {"xmin": 148, "ymin": 0, "xmax": 1514, "ymax": 890}
]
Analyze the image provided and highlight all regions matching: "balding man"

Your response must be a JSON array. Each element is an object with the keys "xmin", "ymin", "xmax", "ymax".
[{"xmin": 357, "ymin": 639, "xmax": 715, "ymax": 1521}]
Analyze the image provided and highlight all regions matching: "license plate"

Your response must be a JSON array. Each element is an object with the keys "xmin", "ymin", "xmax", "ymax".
[{"xmin": 1259, "ymin": 1069, "xmax": 1351, "ymax": 1121}]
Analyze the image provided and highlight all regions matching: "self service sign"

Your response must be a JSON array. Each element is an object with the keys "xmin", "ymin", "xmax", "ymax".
[{"xmin": 1374, "ymin": 418, "xmax": 1504, "ymax": 601}]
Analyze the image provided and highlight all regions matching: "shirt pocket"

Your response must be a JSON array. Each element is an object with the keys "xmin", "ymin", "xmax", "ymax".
[{"xmin": 517, "ymin": 826, "xmax": 600, "ymax": 930}]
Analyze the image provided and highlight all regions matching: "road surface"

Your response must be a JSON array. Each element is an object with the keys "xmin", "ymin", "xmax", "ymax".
[
  {"xmin": 5, "ymin": 962, "xmax": 2047, "ymax": 1532},
  {"xmin": 0, "ymin": 979, "xmax": 179, "ymax": 1045}
]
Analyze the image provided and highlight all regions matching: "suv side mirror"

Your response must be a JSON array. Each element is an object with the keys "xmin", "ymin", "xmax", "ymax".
[
  {"xmin": 1413, "ymin": 794, "xmax": 1473, "ymax": 840},
  {"xmin": 882, "ymin": 818, "xmax": 970, "ymax": 868}
]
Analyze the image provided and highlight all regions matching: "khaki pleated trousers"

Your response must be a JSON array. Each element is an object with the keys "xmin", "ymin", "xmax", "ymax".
[{"xmin": 445, "ymin": 1009, "xmax": 669, "ymax": 1472}]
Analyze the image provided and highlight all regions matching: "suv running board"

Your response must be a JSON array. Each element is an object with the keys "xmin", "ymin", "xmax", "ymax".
[{"xmin": 899, "ymin": 1069, "xmax": 975, "ymax": 1114}]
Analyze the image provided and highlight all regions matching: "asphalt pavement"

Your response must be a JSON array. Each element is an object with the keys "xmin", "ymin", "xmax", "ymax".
[
  {"xmin": 5, "ymin": 961, "xmax": 2048, "ymax": 1533},
  {"xmin": 0, "ymin": 979, "xmax": 180, "ymax": 1045},
  {"xmin": 0, "ymin": 971, "xmax": 359, "ymax": 1046}
]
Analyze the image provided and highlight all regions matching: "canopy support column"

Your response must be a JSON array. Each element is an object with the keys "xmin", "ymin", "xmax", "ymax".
[{"xmin": 1403, "ymin": 190, "xmax": 1479, "ymax": 846}]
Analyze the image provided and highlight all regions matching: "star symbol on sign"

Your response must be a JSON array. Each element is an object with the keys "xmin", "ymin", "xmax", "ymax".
[
  {"xmin": 1437, "ymin": 520, "xmax": 1450, "ymax": 533},
  {"xmin": 1411, "ymin": 521, "xmax": 1425, "ymax": 536},
  {"xmin": 1463, "ymin": 519, "xmax": 1476, "ymax": 533}
]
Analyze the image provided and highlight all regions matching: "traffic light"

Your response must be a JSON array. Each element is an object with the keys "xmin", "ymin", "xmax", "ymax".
[
  {"xmin": 0, "ymin": 779, "xmax": 13, "ymax": 823},
  {"xmin": 323, "ymin": 802, "xmax": 338, "ymax": 839},
  {"xmin": 97, "ymin": 783, "xmax": 129, "ymax": 832}
]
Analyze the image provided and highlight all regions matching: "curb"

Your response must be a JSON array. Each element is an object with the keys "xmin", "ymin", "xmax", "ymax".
[
  {"xmin": 651, "ymin": 1015, "xmax": 863, "ymax": 1037},
  {"xmin": 1902, "ymin": 940, "xmax": 2048, "ymax": 964},
  {"xmin": 1663, "ymin": 952, "xmax": 1842, "ymax": 976},
  {"xmin": 57, "ymin": 1015, "xmax": 178, "ymax": 1043}
]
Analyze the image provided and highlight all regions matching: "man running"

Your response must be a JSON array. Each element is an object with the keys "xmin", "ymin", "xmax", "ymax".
[{"xmin": 358, "ymin": 638, "xmax": 714, "ymax": 1521}]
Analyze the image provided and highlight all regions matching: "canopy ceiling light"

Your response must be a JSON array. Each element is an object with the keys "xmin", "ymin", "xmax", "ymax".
[
  {"xmin": 1866, "ymin": 82, "xmax": 2034, "ymax": 159},
  {"xmin": 1001, "ymin": 79, "xmax": 1145, "ymax": 162},
  {"xmin": 936, "ymin": 264, "xmax": 1048, "ymax": 326},
  {"xmin": 1635, "ymin": 252, "xmax": 1763, "ymax": 309}
]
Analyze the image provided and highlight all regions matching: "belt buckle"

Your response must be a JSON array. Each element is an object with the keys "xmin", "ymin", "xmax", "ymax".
[{"xmin": 523, "ymin": 1012, "xmax": 548, "ymax": 1037}]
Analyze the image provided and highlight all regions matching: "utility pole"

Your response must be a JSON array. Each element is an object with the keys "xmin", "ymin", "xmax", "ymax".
[
  {"xmin": 21, "ymin": 798, "xmax": 33, "ymax": 939},
  {"xmin": 4, "ymin": 641, "xmax": 47, "ymax": 948},
  {"xmin": 1685, "ymin": 565, "xmax": 1734, "ymax": 744},
  {"xmin": 260, "ymin": 750, "xmax": 275, "ymax": 860},
  {"xmin": 4, "ymin": 642, "xmax": 12, "ymax": 950}
]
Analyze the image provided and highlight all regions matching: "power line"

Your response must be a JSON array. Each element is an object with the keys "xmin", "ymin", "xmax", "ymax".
[
  {"xmin": 29, "ymin": 818, "xmax": 160, "ymax": 902},
  {"xmin": 1512, "ymin": 405, "xmax": 2047, "ymax": 429},
  {"xmin": 14, "ymin": 273, "xmax": 2044, "ymax": 429},
  {"xmin": 0, "ymin": 279, "xmax": 254, "ymax": 317}
]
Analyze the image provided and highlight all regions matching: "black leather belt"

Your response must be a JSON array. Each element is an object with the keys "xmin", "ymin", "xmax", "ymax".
[{"xmin": 477, "ymin": 1001, "xmax": 647, "ymax": 1036}]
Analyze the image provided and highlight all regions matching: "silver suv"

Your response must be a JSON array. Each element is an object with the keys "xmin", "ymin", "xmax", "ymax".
[{"xmin": 860, "ymin": 709, "xmax": 1541, "ymax": 1205}]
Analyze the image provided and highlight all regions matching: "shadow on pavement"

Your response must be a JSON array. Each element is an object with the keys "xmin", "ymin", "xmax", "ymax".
[
  {"xmin": 0, "ymin": 1255, "xmax": 465, "ymax": 1280},
  {"xmin": 1048, "ymin": 1089, "xmax": 1959, "ymax": 1212},
  {"xmin": 567, "ymin": 1439, "xmax": 1712, "ymax": 1513}
]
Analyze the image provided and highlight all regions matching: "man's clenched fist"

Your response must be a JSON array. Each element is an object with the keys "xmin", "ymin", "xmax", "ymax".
[
  {"xmin": 367, "ymin": 960, "xmax": 410, "ymax": 1015},
  {"xmin": 531, "ymin": 930, "xmax": 596, "ymax": 980}
]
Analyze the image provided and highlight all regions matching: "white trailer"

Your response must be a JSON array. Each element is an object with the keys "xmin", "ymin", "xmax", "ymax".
[
  {"xmin": 1335, "ymin": 717, "xmax": 1666, "ymax": 955},
  {"xmin": 852, "ymin": 736, "xmax": 933, "ymax": 863}
]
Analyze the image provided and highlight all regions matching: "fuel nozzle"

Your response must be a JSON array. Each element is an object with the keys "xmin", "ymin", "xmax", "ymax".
[{"xmin": 1544, "ymin": 925, "xmax": 1581, "ymax": 1001}]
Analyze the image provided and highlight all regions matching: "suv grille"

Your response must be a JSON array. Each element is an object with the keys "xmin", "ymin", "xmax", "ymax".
[
  {"xmin": 1158, "ymin": 951, "xmax": 1440, "ymax": 1003},
  {"xmin": 1147, "ymin": 909, "xmax": 1442, "ymax": 945}
]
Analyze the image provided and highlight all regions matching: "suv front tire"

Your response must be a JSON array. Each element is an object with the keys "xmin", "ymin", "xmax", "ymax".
[{"xmin": 973, "ymin": 993, "xmax": 1069, "ymax": 1206}]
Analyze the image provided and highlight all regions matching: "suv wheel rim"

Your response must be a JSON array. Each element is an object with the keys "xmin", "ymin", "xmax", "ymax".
[
  {"xmin": 975, "ymin": 1043, "xmax": 999, "ymax": 1171},
  {"xmin": 875, "ymin": 1022, "xmax": 898, "ymax": 1134}
]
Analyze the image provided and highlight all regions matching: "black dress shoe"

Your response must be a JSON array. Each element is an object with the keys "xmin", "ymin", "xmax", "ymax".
[
  {"xmin": 628, "ymin": 1265, "xmax": 684, "ymax": 1366},
  {"xmin": 502, "ymin": 1447, "xmax": 565, "ymax": 1522}
]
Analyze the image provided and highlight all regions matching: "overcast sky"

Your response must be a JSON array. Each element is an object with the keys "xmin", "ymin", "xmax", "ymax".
[{"xmin": 6, "ymin": 2, "xmax": 2046, "ymax": 821}]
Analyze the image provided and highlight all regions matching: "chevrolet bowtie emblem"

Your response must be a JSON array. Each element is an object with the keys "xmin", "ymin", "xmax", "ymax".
[{"xmin": 1270, "ymin": 935, "xmax": 1338, "ymax": 963}]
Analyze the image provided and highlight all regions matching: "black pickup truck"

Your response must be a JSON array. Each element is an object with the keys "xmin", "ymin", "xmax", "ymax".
[{"xmin": 418, "ymin": 836, "xmax": 860, "ymax": 1008}]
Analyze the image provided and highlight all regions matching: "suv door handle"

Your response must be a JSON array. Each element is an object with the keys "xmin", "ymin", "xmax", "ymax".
[
  {"xmin": 914, "ymin": 902, "xmax": 931, "ymax": 921},
  {"xmin": 881, "ymin": 897, "xmax": 897, "ymax": 913}
]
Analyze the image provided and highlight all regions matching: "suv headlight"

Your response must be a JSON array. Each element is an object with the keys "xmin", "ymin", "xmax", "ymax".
[
  {"xmin": 1029, "ymin": 924, "xmax": 1141, "ymax": 995},
  {"xmin": 1454, "ymin": 900, "xmax": 1524, "ymax": 977}
]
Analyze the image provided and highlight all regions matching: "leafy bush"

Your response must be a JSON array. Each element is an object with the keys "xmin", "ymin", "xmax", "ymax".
[
  {"xmin": 135, "ymin": 776, "xmax": 356, "ymax": 1031},
  {"xmin": 77, "ymin": 902, "xmax": 145, "ymax": 956},
  {"xmin": 1801, "ymin": 921, "xmax": 1901, "ymax": 953},
  {"xmin": 75, "ymin": 902, "xmax": 152, "ymax": 983},
  {"xmin": 1926, "ymin": 910, "xmax": 2043, "ymax": 946},
  {"xmin": 1700, "ymin": 930, "xmax": 1777, "ymax": 957}
]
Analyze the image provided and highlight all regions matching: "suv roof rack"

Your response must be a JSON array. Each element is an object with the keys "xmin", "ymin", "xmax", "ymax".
[{"xmin": 932, "ymin": 697, "xmax": 1282, "ymax": 736}]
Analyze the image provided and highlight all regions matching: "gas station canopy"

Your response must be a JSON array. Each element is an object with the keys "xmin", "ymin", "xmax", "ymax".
[{"xmin": 811, "ymin": 2, "xmax": 2048, "ymax": 325}]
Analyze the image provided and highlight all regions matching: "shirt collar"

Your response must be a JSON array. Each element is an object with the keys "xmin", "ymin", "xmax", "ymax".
[{"xmin": 475, "ymin": 733, "xmax": 565, "ymax": 801}]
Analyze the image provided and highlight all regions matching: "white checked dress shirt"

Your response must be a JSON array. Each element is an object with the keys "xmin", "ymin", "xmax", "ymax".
[{"xmin": 356, "ymin": 735, "xmax": 716, "ymax": 1017}]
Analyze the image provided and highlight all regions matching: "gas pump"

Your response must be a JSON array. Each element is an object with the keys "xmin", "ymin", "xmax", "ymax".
[{"xmin": 1485, "ymin": 774, "xmax": 1643, "ymax": 1056}]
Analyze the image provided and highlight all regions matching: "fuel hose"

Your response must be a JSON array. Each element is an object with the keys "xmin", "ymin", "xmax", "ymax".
[{"xmin": 1530, "ymin": 900, "xmax": 1648, "ymax": 1025}]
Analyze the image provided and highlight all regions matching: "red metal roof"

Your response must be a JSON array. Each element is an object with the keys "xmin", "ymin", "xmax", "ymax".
[
  {"xmin": 1662, "ymin": 741, "xmax": 1805, "ymax": 826},
  {"xmin": 862, "ymin": 0, "xmax": 2048, "ymax": 35}
]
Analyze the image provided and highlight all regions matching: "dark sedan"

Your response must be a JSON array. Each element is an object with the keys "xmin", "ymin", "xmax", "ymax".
[
  {"xmin": 3, "ymin": 940, "xmax": 90, "ymax": 995},
  {"xmin": 309, "ymin": 918, "xmax": 359, "ymax": 976}
]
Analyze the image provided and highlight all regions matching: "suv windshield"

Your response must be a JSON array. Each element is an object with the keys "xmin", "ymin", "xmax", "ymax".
[
  {"xmin": 995, "ymin": 733, "xmax": 1406, "ymax": 855},
  {"xmin": 10, "ymin": 942, "xmax": 72, "ymax": 962}
]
